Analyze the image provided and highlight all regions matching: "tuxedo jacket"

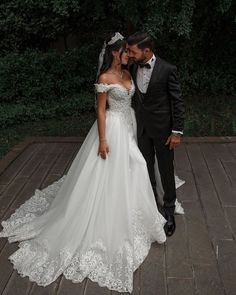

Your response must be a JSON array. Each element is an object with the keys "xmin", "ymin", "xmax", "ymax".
[{"xmin": 130, "ymin": 56, "xmax": 185, "ymax": 139}]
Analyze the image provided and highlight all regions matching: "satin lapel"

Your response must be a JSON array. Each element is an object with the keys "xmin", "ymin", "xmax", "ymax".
[
  {"xmin": 146, "ymin": 56, "xmax": 162, "ymax": 94},
  {"xmin": 132, "ymin": 63, "xmax": 138, "ymax": 84}
]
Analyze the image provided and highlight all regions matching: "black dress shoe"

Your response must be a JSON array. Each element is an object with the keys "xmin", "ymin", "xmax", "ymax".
[{"xmin": 163, "ymin": 213, "xmax": 176, "ymax": 237}]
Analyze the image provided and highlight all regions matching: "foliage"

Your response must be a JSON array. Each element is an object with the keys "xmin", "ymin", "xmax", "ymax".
[
  {"xmin": 0, "ymin": 0, "xmax": 235, "ymax": 133},
  {"xmin": 0, "ymin": 0, "xmax": 234, "ymax": 50},
  {"xmin": 0, "ymin": 92, "xmax": 95, "ymax": 128},
  {"xmin": 0, "ymin": 0, "xmax": 81, "ymax": 53},
  {"xmin": 184, "ymin": 95, "xmax": 236, "ymax": 136},
  {"xmin": 0, "ymin": 47, "xmax": 97, "ymax": 104},
  {"xmin": 0, "ymin": 113, "xmax": 96, "ymax": 160}
]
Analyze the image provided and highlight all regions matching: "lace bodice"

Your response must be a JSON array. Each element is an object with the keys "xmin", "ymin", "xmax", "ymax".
[{"xmin": 94, "ymin": 81, "xmax": 135, "ymax": 128}]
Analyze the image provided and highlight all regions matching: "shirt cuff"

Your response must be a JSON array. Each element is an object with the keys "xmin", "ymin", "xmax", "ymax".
[{"xmin": 172, "ymin": 130, "xmax": 183, "ymax": 135}]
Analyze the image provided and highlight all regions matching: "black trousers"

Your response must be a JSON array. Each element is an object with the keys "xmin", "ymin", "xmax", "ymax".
[{"xmin": 137, "ymin": 128, "xmax": 176, "ymax": 215}]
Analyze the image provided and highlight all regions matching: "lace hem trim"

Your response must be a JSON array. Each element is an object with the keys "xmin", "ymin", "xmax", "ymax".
[
  {"xmin": 6, "ymin": 209, "xmax": 166, "ymax": 293},
  {"xmin": 0, "ymin": 175, "xmax": 166, "ymax": 293},
  {"xmin": 8, "ymin": 227, "xmax": 164, "ymax": 292},
  {"xmin": 0, "ymin": 175, "xmax": 67, "ymax": 240}
]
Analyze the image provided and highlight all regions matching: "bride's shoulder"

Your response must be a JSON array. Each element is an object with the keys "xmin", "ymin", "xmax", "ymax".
[
  {"xmin": 97, "ymin": 73, "xmax": 111, "ymax": 84},
  {"xmin": 95, "ymin": 73, "xmax": 114, "ymax": 93}
]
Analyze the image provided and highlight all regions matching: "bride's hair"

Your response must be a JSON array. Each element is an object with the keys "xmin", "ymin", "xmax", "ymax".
[{"xmin": 97, "ymin": 33, "xmax": 126, "ymax": 79}]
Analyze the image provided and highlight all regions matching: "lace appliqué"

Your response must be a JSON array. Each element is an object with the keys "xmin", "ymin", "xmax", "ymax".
[
  {"xmin": 0, "ymin": 175, "xmax": 67, "ymax": 242},
  {"xmin": 7, "ymin": 210, "xmax": 165, "ymax": 293},
  {"xmin": 94, "ymin": 83, "xmax": 114, "ymax": 93},
  {"xmin": 0, "ymin": 175, "xmax": 166, "ymax": 293},
  {"xmin": 94, "ymin": 82, "xmax": 135, "ymax": 135}
]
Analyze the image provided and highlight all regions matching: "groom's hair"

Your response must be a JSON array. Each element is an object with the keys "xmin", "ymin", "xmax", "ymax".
[{"xmin": 127, "ymin": 32, "xmax": 153, "ymax": 50}]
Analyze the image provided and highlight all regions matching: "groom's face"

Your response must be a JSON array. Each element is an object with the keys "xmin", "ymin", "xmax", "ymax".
[{"xmin": 127, "ymin": 44, "xmax": 146, "ymax": 63}]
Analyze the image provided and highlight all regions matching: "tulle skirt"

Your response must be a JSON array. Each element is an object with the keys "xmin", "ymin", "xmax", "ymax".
[{"xmin": 0, "ymin": 108, "xmax": 170, "ymax": 293}]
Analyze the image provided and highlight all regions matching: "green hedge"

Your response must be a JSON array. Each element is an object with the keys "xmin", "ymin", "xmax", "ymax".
[
  {"xmin": 0, "ymin": 47, "xmax": 235, "ymax": 133},
  {"xmin": 0, "ymin": 47, "xmax": 97, "ymax": 104},
  {"xmin": 0, "ymin": 47, "xmax": 98, "ymax": 127},
  {"xmin": 184, "ymin": 95, "xmax": 236, "ymax": 136},
  {"xmin": 0, "ymin": 93, "xmax": 95, "ymax": 127}
]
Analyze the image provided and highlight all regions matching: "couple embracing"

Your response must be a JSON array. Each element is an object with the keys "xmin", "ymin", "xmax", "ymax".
[
  {"xmin": 96, "ymin": 31, "xmax": 184, "ymax": 233},
  {"xmin": 0, "ymin": 32, "xmax": 185, "ymax": 293}
]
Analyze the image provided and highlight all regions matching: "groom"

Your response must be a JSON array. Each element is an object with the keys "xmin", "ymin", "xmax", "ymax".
[{"xmin": 127, "ymin": 32, "xmax": 185, "ymax": 237}]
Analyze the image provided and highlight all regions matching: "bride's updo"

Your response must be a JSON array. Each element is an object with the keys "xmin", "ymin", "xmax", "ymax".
[{"xmin": 98, "ymin": 33, "xmax": 126, "ymax": 77}]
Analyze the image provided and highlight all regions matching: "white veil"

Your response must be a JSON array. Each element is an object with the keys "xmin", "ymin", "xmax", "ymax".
[
  {"xmin": 96, "ymin": 32, "xmax": 125, "ymax": 79},
  {"xmin": 95, "ymin": 32, "xmax": 125, "ymax": 108}
]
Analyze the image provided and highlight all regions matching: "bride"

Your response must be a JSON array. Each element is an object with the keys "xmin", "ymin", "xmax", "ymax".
[{"xmin": 0, "ymin": 32, "xmax": 184, "ymax": 293}]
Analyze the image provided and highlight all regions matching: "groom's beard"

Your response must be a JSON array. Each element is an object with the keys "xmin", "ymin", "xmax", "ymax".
[
  {"xmin": 136, "ymin": 57, "xmax": 147, "ymax": 64},
  {"xmin": 128, "ymin": 58, "xmax": 135, "ymax": 66},
  {"xmin": 130, "ymin": 57, "xmax": 146, "ymax": 65}
]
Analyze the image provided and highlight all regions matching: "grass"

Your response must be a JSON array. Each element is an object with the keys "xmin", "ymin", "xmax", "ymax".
[
  {"xmin": 0, "ymin": 113, "xmax": 96, "ymax": 160},
  {"xmin": 183, "ymin": 95, "xmax": 236, "ymax": 136}
]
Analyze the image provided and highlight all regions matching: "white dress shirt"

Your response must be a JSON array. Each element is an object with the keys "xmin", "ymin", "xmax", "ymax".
[
  {"xmin": 136, "ymin": 53, "xmax": 183, "ymax": 135},
  {"xmin": 136, "ymin": 54, "xmax": 156, "ymax": 94}
]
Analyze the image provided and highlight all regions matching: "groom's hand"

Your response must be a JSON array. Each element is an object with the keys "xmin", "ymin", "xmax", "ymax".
[{"xmin": 165, "ymin": 134, "xmax": 181, "ymax": 150}]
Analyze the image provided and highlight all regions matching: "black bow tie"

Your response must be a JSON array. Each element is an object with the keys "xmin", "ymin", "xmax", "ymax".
[{"xmin": 138, "ymin": 63, "xmax": 151, "ymax": 69}]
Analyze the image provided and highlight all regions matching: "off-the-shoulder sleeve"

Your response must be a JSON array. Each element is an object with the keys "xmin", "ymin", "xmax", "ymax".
[{"xmin": 94, "ymin": 83, "xmax": 112, "ymax": 93}]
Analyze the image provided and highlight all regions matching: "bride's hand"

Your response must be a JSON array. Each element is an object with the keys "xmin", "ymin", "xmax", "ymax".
[{"xmin": 98, "ymin": 141, "xmax": 110, "ymax": 160}]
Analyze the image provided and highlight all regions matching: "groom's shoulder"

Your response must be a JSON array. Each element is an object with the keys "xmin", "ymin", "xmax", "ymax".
[{"xmin": 157, "ymin": 56, "xmax": 177, "ymax": 71}]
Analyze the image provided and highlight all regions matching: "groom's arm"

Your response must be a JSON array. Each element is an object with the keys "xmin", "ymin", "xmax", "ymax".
[{"xmin": 167, "ymin": 66, "xmax": 185, "ymax": 133}]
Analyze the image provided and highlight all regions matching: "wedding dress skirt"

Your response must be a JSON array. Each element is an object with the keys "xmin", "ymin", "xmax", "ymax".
[{"xmin": 0, "ymin": 81, "xmax": 184, "ymax": 293}]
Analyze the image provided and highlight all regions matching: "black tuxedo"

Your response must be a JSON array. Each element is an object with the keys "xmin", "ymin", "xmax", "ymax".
[
  {"xmin": 130, "ymin": 56, "xmax": 184, "ymax": 138},
  {"xmin": 130, "ymin": 55, "xmax": 185, "ymax": 214}
]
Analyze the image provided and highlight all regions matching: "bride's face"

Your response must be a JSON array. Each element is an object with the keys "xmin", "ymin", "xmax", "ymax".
[
  {"xmin": 121, "ymin": 49, "xmax": 129, "ymax": 65},
  {"xmin": 112, "ymin": 48, "xmax": 128, "ymax": 65}
]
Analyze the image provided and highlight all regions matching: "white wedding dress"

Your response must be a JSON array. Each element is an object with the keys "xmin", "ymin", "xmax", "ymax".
[{"xmin": 0, "ymin": 80, "xmax": 184, "ymax": 293}]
